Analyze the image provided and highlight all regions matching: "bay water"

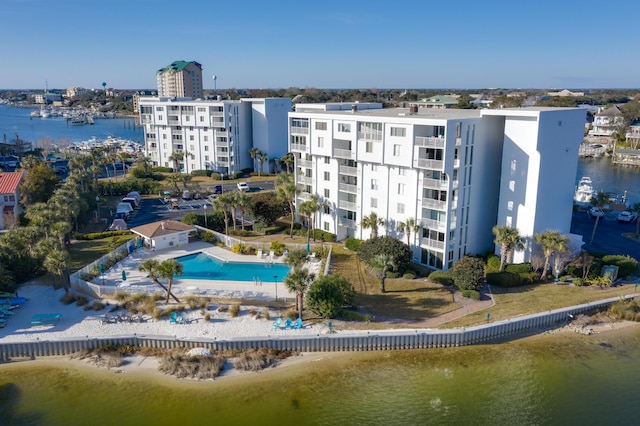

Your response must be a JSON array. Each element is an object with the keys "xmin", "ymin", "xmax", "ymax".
[{"xmin": 1, "ymin": 327, "xmax": 639, "ymax": 425}]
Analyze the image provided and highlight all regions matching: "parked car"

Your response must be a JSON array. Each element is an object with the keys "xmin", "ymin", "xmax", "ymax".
[
  {"xmin": 213, "ymin": 185, "xmax": 223, "ymax": 194},
  {"xmin": 171, "ymin": 199, "xmax": 180, "ymax": 209},
  {"xmin": 182, "ymin": 190, "xmax": 191, "ymax": 200},
  {"xmin": 192, "ymin": 192, "xmax": 202, "ymax": 200},
  {"xmin": 207, "ymin": 194, "xmax": 218, "ymax": 202},
  {"xmin": 617, "ymin": 211, "xmax": 638, "ymax": 223},
  {"xmin": 589, "ymin": 207, "xmax": 605, "ymax": 218},
  {"xmin": 237, "ymin": 182, "xmax": 250, "ymax": 192}
]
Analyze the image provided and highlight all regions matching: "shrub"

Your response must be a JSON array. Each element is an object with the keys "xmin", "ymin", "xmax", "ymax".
[
  {"xmin": 573, "ymin": 277, "xmax": 584, "ymax": 286},
  {"xmin": 358, "ymin": 236, "xmax": 412, "ymax": 274},
  {"xmin": 486, "ymin": 271, "xmax": 523, "ymax": 287},
  {"xmin": 602, "ymin": 255, "xmax": 639, "ymax": 277},
  {"xmin": 269, "ymin": 240, "xmax": 286, "ymax": 256},
  {"xmin": 452, "ymin": 256, "xmax": 486, "ymax": 291},
  {"xmin": 403, "ymin": 272, "xmax": 416, "ymax": 280},
  {"xmin": 75, "ymin": 295, "xmax": 89, "ymax": 306},
  {"xmin": 262, "ymin": 308, "xmax": 271, "ymax": 320},
  {"xmin": 344, "ymin": 237, "xmax": 362, "ymax": 251},
  {"xmin": 461, "ymin": 289, "xmax": 481, "ymax": 300},
  {"xmin": 263, "ymin": 225, "xmax": 286, "ymax": 235},
  {"xmin": 231, "ymin": 243, "xmax": 247, "ymax": 254},
  {"xmin": 339, "ymin": 309, "xmax": 371, "ymax": 322},
  {"xmin": 73, "ymin": 230, "xmax": 132, "ymax": 240},
  {"xmin": 520, "ymin": 272, "xmax": 539, "ymax": 285},
  {"xmin": 485, "ymin": 255, "xmax": 501, "ymax": 273},
  {"xmin": 210, "ymin": 172, "xmax": 221, "ymax": 180},
  {"xmin": 229, "ymin": 304, "xmax": 240, "ymax": 317},
  {"xmin": 386, "ymin": 271, "xmax": 400, "ymax": 279},
  {"xmin": 153, "ymin": 166, "xmax": 173, "ymax": 173},
  {"xmin": 427, "ymin": 271, "xmax": 454, "ymax": 287},
  {"xmin": 504, "ymin": 263, "xmax": 533, "ymax": 274},
  {"xmin": 313, "ymin": 230, "xmax": 336, "ymax": 242},
  {"xmin": 204, "ymin": 313, "xmax": 211, "ymax": 322},
  {"xmin": 284, "ymin": 310, "xmax": 298, "ymax": 320},
  {"xmin": 200, "ymin": 231, "xmax": 217, "ymax": 243},
  {"xmin": 307, "ymin": 275, "xmax": 354, "ymax": 318},
  {"xmin": 60, "ymin": 292, "xmax": 76, "ymax": 305},
  {"xmin": 190, "ymin": 169, "xmax": 212, "ymax": 177}
]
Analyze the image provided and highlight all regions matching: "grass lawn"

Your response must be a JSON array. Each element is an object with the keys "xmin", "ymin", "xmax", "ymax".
[
  {"xmin": 68, "ymin": 234, "xmax": 136, "ymax": 272},
  {"xmin": 330, "ymin": 245, "xmax": 458, "ymax": 326},
  {"xmin": 442, "ymin": 281, "xmax": 636, "ymax": 328}
]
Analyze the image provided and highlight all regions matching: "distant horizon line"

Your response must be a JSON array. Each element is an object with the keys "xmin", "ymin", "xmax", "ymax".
[{"xmin": 1, "ymin": 87, "xmax": 640, "ymax": 92}]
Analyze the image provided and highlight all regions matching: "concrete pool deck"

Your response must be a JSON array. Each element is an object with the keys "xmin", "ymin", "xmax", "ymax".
[{"xmin": 98, "ymin": 241, "xmax": 322, "ymax": 301}]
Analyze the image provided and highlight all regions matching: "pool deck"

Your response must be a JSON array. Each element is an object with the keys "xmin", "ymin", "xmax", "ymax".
[{"xmin": 97, "ymin": 241, "xmax": 322, "ymax": 301}]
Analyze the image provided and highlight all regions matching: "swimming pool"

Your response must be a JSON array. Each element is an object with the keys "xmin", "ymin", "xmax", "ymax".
[{"xmin": 175, "ymin": 252, "xmax": 291, "ymax": 282}]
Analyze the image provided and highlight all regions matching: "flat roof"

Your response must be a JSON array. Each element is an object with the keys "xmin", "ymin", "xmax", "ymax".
[{"xmin": 292, "ymin": 107, "xmax": 483, "ymax": 120}]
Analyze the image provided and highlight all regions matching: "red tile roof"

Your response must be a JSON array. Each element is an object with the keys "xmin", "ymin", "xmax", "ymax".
[{"xmin": 0, "ymin": 171, "xmax": 25, "ymax": 194}]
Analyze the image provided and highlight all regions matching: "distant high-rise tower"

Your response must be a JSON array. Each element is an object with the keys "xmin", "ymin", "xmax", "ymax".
[{"xmin": 156, "ymin": 60, "xmax": 203, "ymax": 98}]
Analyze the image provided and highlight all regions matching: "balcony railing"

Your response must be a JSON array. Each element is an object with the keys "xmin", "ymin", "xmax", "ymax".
[
  {"xmin": 455, "ymin": 137, "xmax": 462, "ymax": 146},
  {"xmin": 297, "ymin": 159, "xmax": 313, "ymax": 168},
  {"xmin": 338, "ymin": 199, "xmax": 357, "ymax": 211},
  {"xmin": 415, "ymin": 136, "xmax": 445, "ymax": 149},
  {"xmin": 297, "ymin": 175, "xmax": 313, "ymax": 185},
  {"xmin": 413, "ymin": 158, "xmax": 444, "ymax": 170},
  {"xmin": 453, "ymin": 158, "xmax": 460, "ymax": 168},
  {"xmin": 338, "ymin": 183, "xmax": 358, "ymax": 194},
  {"xmin": 422, "ymin": 198, "xmax": 447, "ymax": 210},
  {"xmin": 298, "ymin": 192, "xmax": 313, "ymax": 201},
  {"xmin": 291, "ymin": 127, "xmax": 309, "ymax": 135},
  {"xmin": 333, "ymin": 148, "xmax": 356, "ymax": 160},
  {"xmin": 422, "ymin": 177, "xmax": 448, "ymax": 190},
  {"xmin": 338, "ymin": 217, "xmax": 357, "ymax": 228},
  {"xmin": 290, "ymin": 143, "xmax": 307, "ymax": 152},
  {"xmin": 357, "ymin": 131, "xmax": 383, "ymax": 141},
  {"xmin": 338, "ymin": 165, "xmax": 357, "ymax": 176},
  {"xmin": 421, "ymin": 218, "xmax": 446, "ymax": 230},
  {"xmin": 168, "ymin": 119, "xmax": 180, "ymax": 125},
  {"xmin": 211, "ymin": 111, "xmax": 225, "ymax": 117},
  {"xmin": 421, "ymin": 238, "xmax": 445, "ymax": 250}
]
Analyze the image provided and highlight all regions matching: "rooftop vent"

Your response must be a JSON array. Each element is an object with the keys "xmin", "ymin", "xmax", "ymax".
[{"xmin": 351, "ymin": 104, "xmax": 358, "ymax": 113}]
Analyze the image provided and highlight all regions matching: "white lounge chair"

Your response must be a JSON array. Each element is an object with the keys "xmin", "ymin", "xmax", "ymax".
[
  {"xmin": 257, "ymin": 249, "xmax": 263, "ymax": 258},
  {"xmin": 269, "ymin": 250, "xmax": 275, "ymax": 258}
]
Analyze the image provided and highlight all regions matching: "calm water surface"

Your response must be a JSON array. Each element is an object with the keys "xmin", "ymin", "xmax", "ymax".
[
  {"xmin": 1, "ymin": 327, "xmax": 639, "ymax": 425},
  {"xmin": 576, "ymin": 157, "xmax": 640, "ymax": 204}
]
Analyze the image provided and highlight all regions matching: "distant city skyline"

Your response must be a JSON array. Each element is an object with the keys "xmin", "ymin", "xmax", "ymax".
[{"xmin": 1, "ymin": 0, "xmax": 639, "ymax": 90}]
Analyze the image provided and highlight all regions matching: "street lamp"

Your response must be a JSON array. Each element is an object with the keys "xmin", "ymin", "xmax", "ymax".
[
  {"xmin": 203, "ymin": 204, "xmax": 208, "ymax": 229},
  {"xmin": 96, "ymin": 196, "xmax": 100, "ymax": 220},
  {"xmin": 554, "ymin": 267, "xmax": 559, "ymax": 285},
  {"xmin": 274, "ymin": 275, "xmax": 278, "ymax": 301}
]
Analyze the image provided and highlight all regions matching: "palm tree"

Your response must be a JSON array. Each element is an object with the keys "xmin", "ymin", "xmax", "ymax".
[
  {"xmin": 168, "ymin": 150, "xmax": 184, "ymax": 173},
  {"xmin": 258, "ymin": 153, "xmax": 268, "ymax": 176},
  {"xmin": 281, "ymin": 153, "xmax": 295, "ymax": 173},
  {"xmin": 165, "ymin": 173, "xmax": 181, "ymax": 193},
  {"xmin": 284, "ymin": 267, "xmax": 316, "ymax": 319},
  {"xmin": 158, "ymin": 259, "xmax": 184, "ymax": 304},
  {"xmin": 276, "ymin": 172, "xmax": 299, "ymax": 238},
  {"xmin": 43, "ymin": 247, "xmax": 69, "ymax": 290},
  {"xmin": 236, "ymin": 191, "xmax": 252, "ymax": 231},
  {"xmin": 139, "ymin": 259, "xmax": 181, "ymax": 303},
  {"xmin": 284, "ymin": 249, "xmax": 309, "ymax": 269},
  {"xmin": 361, "ymin": 212, "xmax": 385, "ymax": 239},
  {"xmin": 398, "ymin": 217, "xmax": 421, "ymax": 246},
  {"xmin": 299, "ymin": 196, "xmax": 319, "ymax": 246},
  {"xmin": 535, "ymin": 230, "xmax": 568, "ymax": 279},
  {"xmin": 368, "ymin": 253, "xmax": 396, "ymax": 293},
  {"xmin": 227, "ymin": 190, "xmax": 241, "ymax": 230},
  {"xmin": 249, "ymin": 147, "xmax": 261, "ymax": 172},
  {"xmin": 492, "ymin": 225, "xmax": 525, "ymax": 271},
  {"xmin": 118, "ymin": 152, "xmax": 129, "ymax": 179},
  {"xmin": 589, "ymin": 191, "xmax": 609, "ymax": 246}
]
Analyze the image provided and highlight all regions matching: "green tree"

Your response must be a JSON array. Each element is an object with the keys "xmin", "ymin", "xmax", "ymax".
[
  {"xmin": 397, "ymin": 217, "xmax": 420, "ymax": 246},
  {"xmin": 276, "ymin": 172, "xmax": 299, "ymax": 238},
  {"xmin": 358, "ymin": 236, "xmax": 412, "ymax": 274},
  {"xmin": 451, "ymin": 256, "xmax": 485, "ymax": 291},
  {"xmin": 258, "ymin": 153, "xmax": 268, "ymax": 176},
  {"xmin": 589, "ymin": 191, "xmax": 609, "ymax": 246},
  {"xmin": 299, "ymin": 195, "xmax": 319, "ymax": 246},
  {"xmin": 168, "ymin": 150, "xmax": 184, "ymax": 173},
  {"xmin": 368, "ymin": 253, "xmax": 396, "ymax": 293},
  {"xmin": 139, "ymin": 259, "xmax": 181, "ymax": 303},
  {"xmin": 250, "ymin": 192, "xmax": 289, "ymax": 225},
  {"xmin": 360, "ymin": 212, "xmax": 385, "ymax": 239},
  {"xmin": 281, "ymin": 152, "xmax": 295, "ymax": 173},
  {"xmin": 214, "ymin": 193, "xmax": 233, "ymax": 235},
  {"xmin": 284, "ymin": 249, "xmax": 309, "ymax": 269},
  {"xmin": 534, "ymin": 230, "xmax": 568, "ymax": 279},
  {"xmin": 236, "ymin": 191, "xmax": 252, "ymax": 231},
  {"xmin": 306, "ymin": 275, "xmax": 351, "ymax": 318},
  {"xmin": 158, "ymin": 259, "xmax": 184, "ymax": 304},
  {"xmin": 0, "ymin": 263, "xmax": 16, "ymax": 293},
  {"xmin": 492, "ymin": 225, "xmax": 525, "ymax": 271},
  {"xmin": 284, "ymin": 267, "xmax": 316, "ymax": 319},
  {"xmin": 165, "ymin": 173, "xmax": 181, "ymax": 193},
  {"xmin": 43, "ymin": 247, "xmax": 69, "ymax": 290},
  {"xmin": 19, "ymin": 162, "xmax": 59, "ymax": 206}
]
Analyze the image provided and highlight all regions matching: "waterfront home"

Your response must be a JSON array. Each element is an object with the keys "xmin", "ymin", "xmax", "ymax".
[
  {"xmin": 0, "ymin": 170, "xmax": 25, "ymax": 230},
  {"xmin": 589, "ymin": 105, "xmax": 623, "ymax": 137}
]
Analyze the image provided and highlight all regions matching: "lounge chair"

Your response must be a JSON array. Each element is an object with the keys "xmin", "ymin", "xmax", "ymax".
[
  {"xmin": 293, "ymin": 318, "xmax": 303, "ymax": 329},
  {"xmin": 257, "ymin": 249, "xmax": 263, "ymax": 258},
  {"xmin": 272, "ymin": 317, "xmax": 282, "ymax": 329},
  {"xmin": 269, "ymin": 250, "xmax": 275, "ymax": 258},
  {"xmin": 170, "ymin": 311, "xmax": 178, "ymax": 324},
  {"xmin": 31, "ymin": 313, "xmax": 62, "ymax": 326},
  {"xmin": 284, "ymin": 317, "xmax": 292, "ymax": 329}
]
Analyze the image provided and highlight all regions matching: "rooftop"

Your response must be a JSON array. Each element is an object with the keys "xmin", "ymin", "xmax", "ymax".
[
  {"xmin": 0, "ymin": 170, "xmax": 25, "ymax": 194},
  {"xmin": 131, "ymin": 220, "xmax": 194, "ymax": 239}
]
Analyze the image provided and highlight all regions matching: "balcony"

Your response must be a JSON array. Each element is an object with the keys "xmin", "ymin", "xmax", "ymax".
[
  {"xmin": 298, "ymin": 192, "xmax": 313, "ymax": 201},
  {"xmin": 211, "ymin": 111, "xmax": 224, "ymax": 117},
  {"xmin": 338, "ymin": 183, "xmax": 358, "ymax": 194},
  {"xmin": 338, "ymin": 217, "xmax": 357, "ymax": 228},
  {"xmin": 338, "ymin": 199, "xmax": 357, "ymax": 211},
  {"xmin": 297, "ymin": 159, "xmax": 313, "ymax": 168},
  {"xmin": 297, "ymin": 175, "xmax": 313, "ymax": 185},
  {"xmin": 422, "ymin": 177, "xmax": 448, "ymax": 190},
  {"xmin": 338, "ymin": 165, "xmax": 357, "ymax": 176},
  {"xmin": 421, "ymin": 218, "xmax": 446, "ymax": 230},
  {"xmin": 290, "ymin": 143, "xmax": 307, "ymax": 152},
  {"xmin": 455, "ymin": 137, "xmax": 462, "ymax": 146},
  {"xmin": 333, "ymin": 148, "xmax": 356, "ymax": 160},
  {"xmin": 415, "ymin": 136, "xmax": 445, "ymax": 149},
  {"xmin": 421, "ymin": 237, "xmax": 445, "ymax": 250},
  {"xmin": 291, "ymin": 127, "xmax": 309, "ymax": 135},
  {"xmin": 168, "ymin": 119, "xmax": 180, "ymax": 126},
  {"xmin": 422, "ymin": 198, "xmax": 447, "ymax": 210},
  {"xmin": 140, "ymin": 115, "xmax": 153, "ymax": 124},
  {"xmin": 453, "ymin": 158, "xmax": 460, "ymax": 168},
  {"xmin": 358, "ymin": 131, "xmax": 383, "ymax": 141},
  {"xmin": 413, "ymin": 158, "xmax": 444, "ymax": 170}
]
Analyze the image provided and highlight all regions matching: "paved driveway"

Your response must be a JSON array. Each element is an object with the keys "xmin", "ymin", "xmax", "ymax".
[{"xmin": 570, "ymin": 210, "xmax": 639, "ymax": 261}]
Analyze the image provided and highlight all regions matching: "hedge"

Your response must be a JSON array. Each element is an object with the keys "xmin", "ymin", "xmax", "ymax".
[
  {"xmin": 486, "ymin": 271, "xmax": 523, "ymax": 287},
  {"xmin": 345, "ymin": 237, "xmax": 362, "ymax": 251},
  {"xmin": 427, "ymin": 271, "xmax": 454, "ymax": 287},
  {"xmin": 263, "ymin": 225, "xmax": 286, "ymax": 235},
  {"xmin": 153, "ymin": 166, "xmax": 173, "ymax": 173},
  {"xmin": 74, "ymin": 230, "xmax": 133, "ymax": 240},
  {"xmin": 313, "ymin": 229, "xmax": 336, "ymax": 242},
  {"xmin": 461, "ymin": 289, "xmax": 481, "ymax": 300},
  {"xmin": 191, "ymin": 169, "xmax": 212, "ymax": 177},
  {"xmin": 504, "ymin": 263, "xmax": 533, "ymax": 274},
  {"xmin": 602, "ymin": 255, "xmax": 639, "ymax": 277}
]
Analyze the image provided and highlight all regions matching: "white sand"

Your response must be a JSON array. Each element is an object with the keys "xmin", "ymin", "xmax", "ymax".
[{"xmin": 0, "ymin": 284, "xmax": 331, "ymax": 343}]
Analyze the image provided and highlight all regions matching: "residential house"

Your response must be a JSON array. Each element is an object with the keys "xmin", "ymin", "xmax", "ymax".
[
  {"xmin": 0, "ymin": 170, "xmax": 26, "ymax": 230},
  {"xmin": 588, "ymin": 105, "xmax": 623, "ymax": 137}
]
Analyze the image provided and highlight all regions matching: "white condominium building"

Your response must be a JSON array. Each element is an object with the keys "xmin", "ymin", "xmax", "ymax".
[
  {"xmin": 289, "ymin": 103, "xmax": 586, "ymax": 270},
  {"xmin": 156, "ymin": 60, "xmax": 203, "ymax": 99},
  {"xmin": 140, "ymin": 97, "xmax": 291, "ymax": 174}
]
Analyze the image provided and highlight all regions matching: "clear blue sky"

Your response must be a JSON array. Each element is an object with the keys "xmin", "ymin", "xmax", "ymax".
[{"xmin": 1, "ymin": 0, "xmax": 638, "ymax": 90}]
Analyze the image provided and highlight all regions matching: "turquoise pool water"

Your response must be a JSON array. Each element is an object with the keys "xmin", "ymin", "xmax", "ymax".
[{"xmin": 175, "ymin": 252, "xmax": 291, "ymax": 282}]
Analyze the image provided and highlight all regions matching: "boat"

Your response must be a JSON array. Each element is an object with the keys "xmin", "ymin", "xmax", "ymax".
[{"xmin": 574, "ymin": 176, "xmax": 594, "ymax": 205}]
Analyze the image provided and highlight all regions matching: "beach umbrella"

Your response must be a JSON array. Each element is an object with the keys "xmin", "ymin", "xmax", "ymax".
[{"xmin": 122, "ymin": 270, "xmax": 127, "ymax": 281}]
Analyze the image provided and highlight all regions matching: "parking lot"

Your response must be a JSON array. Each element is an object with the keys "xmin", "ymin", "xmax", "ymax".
[{"xmin": 570, "ymin": 209, "xmax": 639, "ymax": 261}]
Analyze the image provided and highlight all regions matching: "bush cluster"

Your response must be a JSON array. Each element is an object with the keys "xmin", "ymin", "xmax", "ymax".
[
  {"xmin": 487, "ymin": 271, "xmax": 526, "ymax": 287},
  {"xmin": 74, "ymin": 230, "xmax": 132, "ymax": 240},
  {"xmin": 190, "ymin": 169, "xmax": 212, "ymax": 177},
  {"xmin": 344, "ymin": 237, "xmax": 362, "ymax": 251},
  {"xmin": 98, "ymin": 178, "xmax": 160, "ymax": 196},
  {"xmin": 269, "ymin": 240, "xmax": 286, "ymax": 256},
  {"xmin": 153, "ymin": 166, "xmax": 173, "ymax": 173},
  {"xmin": 461, "ymin": 289, "xmax": 481, "ymax": 300},
  {"xmin": 427, "ymin": 271, "xmax": 454, "ymax": 287},
  {"xmin": 602, "ymin": 255, "xmax": 639, "ymax": 277}
]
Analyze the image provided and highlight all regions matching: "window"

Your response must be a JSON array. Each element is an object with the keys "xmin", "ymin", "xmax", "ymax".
[
  {"xmin": 393, "ymin": 144, "xmax": 401, "ymax": 156},
  {"xmin": 371, "ymin": 179, "xmax": 378, "ymax": 190},
  {"xmin": 163, "ymin": 143, "xmax": 167, "ymax": 149},
  {"xmin": 324, "ymin": 221, "xmax": 330, "ymax": 231},
  {"xmin": 371, "ymin": 164, "xmax": 378, "ymax": 172},
  {"xmin": 189, "ymin": 145, "xmax": 194, "ymax": 150},
  {"xmin": 315, "ymin": 121, "xmax": 327, "ymax": 130},
  {"xmin": 323, "ymin": 205, "xmax": 330, "ymax": 214},
  {"xmin": 203, "ymin": 136, "xmax": 208, "ymax": 141},
  {"xmin": 338, "ymin": 123, "xmax": 351, "ymax": 132},
  {"xmin": 324, "ymin": 156, "xmax": 330, "ymax": 164},
  {"xmin": 156, "ymin": 106, "xmax": 164, "ymax": 112},
  {"xmin": 390, "ymin": 127, "xmax": 406, "ymax": 137},
  {"xmin": 291, "ymin": 118, "xmax": 309, "ymax": 130},
  {"xmin": 366, "ymin": 142, "xmax": 373, "ymax": 153},
  {"xmin": 205, "ymin": 155, "xmax": 209, "ymax": 161},
  {"xmin": 204, "ymin": 146, "xmax": 209, "ymax": 151},
  {"xmin": 398, "ymin": 183, "xmax": 405, "ymax": 195},
  {"xmin": 397, "ymin": 203, "xmax": 405, "ymax": 214},
  {"xmin": 371, "ymin": 198, "xmax": 378, "ymax": 208},
  {"xmin": 197, "ymin": 107, "xmax": 206, "ymax": 112},
  {"xmin": 324, "ymin": 171, "xmax": 330, "ymax": 181},
  {"xmin": 398, "ymin": 168, "xmax": 406, "ymax": 176},
  {"xmin": 324, "ymin": 189, "xmax": 330, "ymax": 198},
  {"xmin": 359, "ymin": 122, "xmax": 383, "ymax": 140},
  {"xmin": 318, "ymin": 136, "xmax": 324, "ymax": 148},
  {"xmin": 199, "ymin": 116, "xmax": 204, "ymax": 122}
]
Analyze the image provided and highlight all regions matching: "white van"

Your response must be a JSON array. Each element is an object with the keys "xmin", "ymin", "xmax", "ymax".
[
  {"xmin": 126, "ymin": 191, "xmax": 141, "ymax": 203},
  {"xmin": 116, "ymin": 202, "xmax": 133, "ymax": 216},
  {"xmin": 182, "ymin": 190, "xmax": 191, "ymax": 200},
  {"xmin": 121, "ymin": 197, "xmax": 139, "ymax": 209}
]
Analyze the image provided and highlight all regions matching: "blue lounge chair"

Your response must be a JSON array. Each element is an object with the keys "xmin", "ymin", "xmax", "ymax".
[
  {"xmin": 293, "ymin": 318, "xmax": 303, "ymax": 329},
  {"xmin": 284, "ymin": 317, "xmax": 292, "ymax": 329},
  {"xmin": 272, "ymin": 317, "xmax": 282, "ymax": 329},
  {"xmin": 31, "ymin": 313, "xmax": 62, "ymax": 326},
  {"xmin": 170, "ymin": 311, "xmax": 178, "ymax": 324}
]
